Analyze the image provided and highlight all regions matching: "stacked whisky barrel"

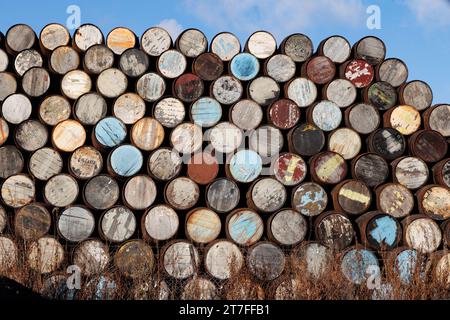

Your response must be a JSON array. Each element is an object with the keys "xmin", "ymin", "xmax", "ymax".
[{"xmin": 0, "ymin": 24, "xmax": 449, "ymax": 300}]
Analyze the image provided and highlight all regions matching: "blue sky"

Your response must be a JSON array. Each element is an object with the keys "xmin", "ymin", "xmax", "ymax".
[{"xmin": 1, "ymin": 0, "xmax": 449, "ymax": 102}]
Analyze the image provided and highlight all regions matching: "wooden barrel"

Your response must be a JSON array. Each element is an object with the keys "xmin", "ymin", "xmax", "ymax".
[
  {"xmin": 147, "ymin": 148, "xmax": 182, "ymax": 181},
  {"xmin": 375, "ymin": 183, "xmax": 414, "ymax": 218},
  {"xmin": 363, "ymin": 81, "xmax": 397, "ymax": 111},
  {"xmin": 83, "ymin": 175, "xmax": 120, "ymax": 210},
  {"xmin": 73, "ymin": 239, "xmax": 110, "ymax": 277},
  {"xmin": 40, "ymin": 273, "xmax": 77, "ymax": 300},
  {"xmin": 57, "ymin": 206, "xmax": 95, "ymax": 242},
  {"xmin": 267, "ymin": 99, "xmax": 301, "ymax": 130},
  {"xmin": 331, "ymin": 179, "xmax": 371, "ymax": 215},
  {"xmin": 83, "ymin": 44, "xmax": 114, "ymax": 74},
  {"xmin": 96, "ymin": 68, "xmax": 128, "ymax": 98},
  {"xmin": 190, "ymin": 97, "xmax": 222, "ymax": 128},
  {"xmin": 206, "ymin": 178, "xmax": 240, "ymax": 213},
  {"xmin": 423, "ymin": 104, "xmax": 450, "ymax": 137},
  {"xmin": 14, "ymin": 49, "xmax": 43, "ymax": 76},
  {"xmin": 181, "ymin": 277, "xmax": 219, "ymax": 300},
  {"xmin": 73, "ymin": 24, "xmax": 104, "ymax": 52},
  {"xmin": 106, "ymin": 27, "xmax": 137, "ymax": 55},
  {"xmin": 285, "ymin": 77, "xmax": 317, "ymax": 108},
  {"xmin": 15, "ymin": 119, "xmax": 48, "ymax": 152},
  {"xmin": 27, "ymin": 237, "xmax": 65, "ymax": 274},
  {"xmin": 353, "ymin": 36, "xmax": 386, "ymax": 65},
  {"xmin": 340, "ymin": 246, "xmax": 379, "ymax": 284},
  {"xmin": 1, "ymin": 174, "xmax": 35, "ymax": 208},
  {"xmin": 123, "ymin": 175, "xmax": 157, "ymax": 210},
  {"xmin": 1, "ymin": 93, "xmax": 32, "ymax": 124},
  {"xmin": 416, "ymin": 185, "xmax": 450, "ymax": 220},
  {"xmin": 248, "ymin": 76, "xmax": 280, "ymax": 107},
  {"xmin": 318, "ymin": 35, "xmax": 351, "ymax": 64},
  {"xmin": 173, "ymin": 73, "xmax": 204, "ymax": 103},
  {"xmin": 210, "ymin": 32, "xmax": 241, "ymax": 62},
  {"xmin": 246, "ymin": 31, "xmax": 276, "ymax": 59},
  {"xmin": 130, "ymin": 117, "xmax": 165, "ymax": 151},
  {"xmin": 0, "ymin": 146, "xmax": 24, "ymax": 178},
  {"xmin": 61, "ymin": 70, "xmax": 91, "ymax": 100},
  {"xmin": 114, "ymin": 240, "xmax": 154, "ymax": 279},
  {"xmin": 367, "ymin": 128, "xmax": 406, "ymax": 160},
  {"xmin": 428, "ymin": 251, "xmax": 450, "ymax": 286},
  {"xmin": 0, "ymin": 49, "xmax": 8, "ymax": 72},
  {"xmin": 164, "ymin": 177, "xmax": 200, "ymax": 210},
  {"xmin": 39, "ymin": 23, "xmax": 70, "ymax": 54},
  {"xmin": 376, "ymin": 58, "xmax": 408, "ymax": 88},
  {"xmin": 315, "ymin": 211, "xmax": 354, "ymax": 250},
  {"xmin": 193, "ymin": 52, "xmax": 224, "ymax": 81},
  {"xmin": 292, "ymin": 182, "xmax": 327, "ymax": 217},
  {"xmin": 170, "ymin": 122, "xmax": 203, "ymax": 154},
  {"xmin": 82, "ymin": 274, "xmax": 118, "ymax": 300},
  {"xmin": 100, "ymin": 206, "xmax": 137, "ymax": 243},
  {"xmin": 280, "ymin": 33, "xmax": 313, "ymax": 63},
  {"xmin": 0, "ymin": 206, "xmax": 6, "ymax": 234},
  {"xmin": 328, "ymin": 128, "xmax": 361, "ymax": 160},
  {"xmin": 227, "ymin": 149, "xmax": 263, "ymax": 184},
  {"xmin": 225, "ymin": 208, "xmax": 263, "ymax": 246},
  {"xmin": 153, "ymin": 97, "xmax": 185, "ymax": 128},
  {"xmin": 15, "ymin": 203, "xmax": 51, "ymax": 241},
  {"xmin": 119, "ymin": 48, "xmax": 149, "ymax": 78},
  {"xmin": 288, "ymin": 124, "xmax": 325, "ymax": 156},
  {"xmin": 107, "ymin": 145, "xmax": 143, "ymax": 178},
  {"xmin": 69, "ymin": 146, "xmax": 103, "ymax": 180},
  {"xmin": 185, "ymin": 208, "xmax": 221, "ymax": 244},
  {"xmin": 399, "ymin": 80, "xmax": 433, "ymax": 111},
  {"xmin": 344, "ymin": 103, "xmax": 380, "ymax": 135},
  {"xmin": 224, "ymin": 276, "xmax": 265, "ymax": 300},
  {"xmin": 302, "ymin": 56, "xmax": 336, "ymax": 85},
  {"xmin": 386, "ymin": 247, "xmax": 423, "ymax": 285},
  {"xmin": 247, "ymin": 242, "xmax": 285, "ymax": 281},
  {"xmin": 356, "ymin": 211, "xmax": 402, "ymax": 251},
  {"xmin": 351, "ymin": 153, "xmax": 389, "ymax": 187},
  {"xmin": 247, "ymin": 178, "xmax": 287, "ymax": 213},
  {"xmin": 323, "ymin": 79, "xmax": 357, "ymax": 109},
  {"xmin": 409, "ymin": 130, "xmax": 448, "ymax": 163},
  {"xmin": 49, "ymin": 46, "xmax": 80, "ymax": 75},
  {"xmin": 272, "ymin": 277, "xmax": 301, "ymax": 300},
  {"xmin": 157, "ymin": 49, "xmax": 187, "ymax": 79},
  {"xmin": 29, "ymin": 147, "xmax": 63, "ymax": 181},
  {"xmin": 52, "ymin": 119, "xmax": 86, "ymax": 152},
  {"xmin": 310, "ymin": 151, "xmax": 347, "ymax": 185},
  {"xmin": 402, "ymin": 215, "xmax": 442, "ymax": 253},
  {"xmin": 0, "ymin": 236, "xmax": 18, "ymax": 272},
  {"xmin": 44, "ymin": 174, "xmax": 79, "ymax": 208},
  {"xmin": 0, "ymin": 118, "xmax": 7, "ymax": 147},
  {"xmin": 92, "ymin": 117, "xmax": 127, "ymax": 149},
  {"xmin": 432, "ymin": 158, "xmax": 450, "ymax": 188},
  {"xmin": 74, "ymin": 92, "xmax": 107, "ymax": 125},
  {"xmin": 248, "ymin": 125, "xmax": 283, "ymax": 158},
  {"xmin": 384, "ymin": 105, "xmax": 421, "ymax": 136},
  {"xmin": 230, "ymin": 99, "xmax": 263, "ymax": 131},
  {"xmin": 295, "ymin": 242, "xmax": 332, "ymax": 279},
  {"xmin": 271, "ymin": 152, "xmax": 307, "ymax": 186},
  {"xmin": 176, "ymin": 28, "xmax": 208, "ymax": 58},
  {"xmin": 112, "ymin": 93, "xmax": 146, "ymax": 125},
  {"xmin": 140, "ymin": 27, "xmax": 172, "ymax": 57},
  {"xmin": 205, "ymin": 240, "xmax": 244, "ymax": 280},
  {"xmin": 307, "ymin": 101, "xmax": 342, "ymax": 132},
  {"xmin": 161, "ymin": 240, "xmax": 200, "ymax": 279},
  {"xmin": 210, "ymin": 122, "xmax": 243, "ymax": 154},
  {"xmin": 340, "ymin": 59, "xmax": 374, "ymax": 88},
  {"xmin": 131, "ymin": 280, "xmax": 171, "ymax": 300},
  {"xmin": 187, "ymin": 151, "xmax": 219, "ymax": 185},
  {"xmin": 5, "ymin": 24, "xmax": 36, "ymax": 55},
  {"xmin": 267, "ymin": 209, "xmax": 307, "ymax": 246},
  {"xmin": 229, "ymin": 52, "xmax": 260, "ymax": 81},
  {"xmin": 142, "ymin": 205, "xmax": 179, "ymax": 242},
  {"xmin": 211, "ymin": 75, "xmax": 243, "ymax": 105},
  {"xmin": 0, "ymin": 72, "xmax": 17, "ymax": 102},
  {"xmin": 265, "ymin": 54, "xmax": 296, "ymax": 83},
  {"xmin": 392, "ymin": 156, "xmax": 429, "ymax": 190},
  {"xmin": 39, "ymin": 95, "xmax": 71, "ymax": 126},
  {"xmin": 22, "ymin": 67, "xmax": 50, "ymax": 97}
]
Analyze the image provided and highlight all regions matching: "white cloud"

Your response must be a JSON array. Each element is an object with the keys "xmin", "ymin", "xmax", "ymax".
[
  {"xmin": 405, "ymin": 0, "xmax": 450, "ymax": 26},
  {"xmin": 157, "ymin": 19, "xmax": 183, "ymax": 39}
]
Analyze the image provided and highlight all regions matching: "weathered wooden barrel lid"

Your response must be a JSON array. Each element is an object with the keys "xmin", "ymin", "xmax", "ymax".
[
  {"xmin": 123, "ymin": 175, "xmax": 157, "ymax": 210},
  {"xmin": 0, "ymin": 118, "xmax": 8, "ymax": 147},
  {"xmin": 399, "ymin": 80, "xmax": 433, "ymax": 111},
  {"xmin": 27, "ymin": 236, "xmax": 65, "ymax": 274},
  {"xmin": 331, "ymin": 179, "xmax": 372, "ymax": 215},
  {"xmin": 205, "ymin": 240, "xmax": 244, "ymax": 280},
  {"xmin": 227, "ymin": 149, "xmax": 263, "ymax": 183},
  {"xmin": 267, "ymin": 209, "xmax": 307, "ymax": 246},
  {"xmin": 100, "ymin": 206, "xmax": 136, "ymax": 243},
  {"xmin": 190, "ymin": 97, "xmax": 222, "ymax": 128},
  {"xmin": 73, "ymin": 24, "xmax": 104, "ymax": 53},
  {"xmin": 114, "ymin": 240, "xmax": 154, "ymax": 279},
  {"xmin": 268, "ymin": 99, "xmax": 301, "ymax": 130},
  {"xmin": 173, "ymin": 73, "xmax": 204, "ymax": 103},
  {"xmin": 161, "ymin": 240, "xmax": 200, "ymax": 279},
  {"xmin": 153, "ymin": 97, "xmax": 185, "ymax": 128},
  {"xmin": 386, "ymin": 247, "xmax": 423, "ymax": 285},
  {"xmin": 5, "ymin": 24, "xmax": 36, "ymax": 55},
  {"xmin": 248, "ymin": 76, "xmax": 280, "ymax": 107},
  {"xmin": 52, "ymin": 119, "xmax": 86, "ymax": 152},
  {"xmin": 69, "ymin": 146, "xmax": 103, "ymax": 180},
  {"xmin": 246, "ymin": 31, "xmax": 276, "ymax": 59},
  {"xmin": 367, "ymin": 128, "xmax": 406, "ymax": 160},
  {"xmin": 0, "ymin": 49, "xmax": 8, "ymax": 72},
  {"xmin": 0, "ymin": 146, "xmax": 24, "ymax": 178},
  {"xmin": 356, "ymin": 211, "xmax": 402, "ymax": 251},
  {"xmin": 119, "ymin": 48, "xmax": 149, "ymax": 78},
  {"xmin": 0, "ymin": 206, "xmax": 6, "ymax": 234},
  {"xmin": 340, "ymin": 59, "xmax": 374, "ymax": 88},
  {"xmin": 280, "ymin": 33, "xmax": 313, "ymax": 63},
  {"xmin": 211, "ymin": 75, "xmax": 243, "ymax": 105},
  {"xmin": 271, "ymin": 152, "xmax": 307, "ymax": 186},
  {"xmin": 323, "ymin": 79, "xmax": 357, "ymax": 109},
  {"xmin": 226, "ymin": 208, "xmax": 263, "ymax": 246},
  {"xmin": 147, "ymin": 148, "xmax": 182, "ymax": 181},
  {"xmin": 106, "ymin": 27, "xmax": 137, "ymax": 55},
  {"xmin": 292, "ymin": 182, "xmax": 327, "ymax": 217},
  {"xmin": 29, "ymin": 147, "xmax": 63, "ymax": 181},
  {"xmin": 44, "ymin": 174, "xmax": 79, "ymax": 207},
  {"xmin": 176, "ymin": 28, "xmax": 208, "ymax": 58},
  {"xmin": 93, "ymin": 117, "xmax": 127, "ymax": 149},
  {"xmin": 315, "ymin": 211, "xmax": 354, "ymax": 250},
  {"xmin": 432, "ymin": 158, "xmax": 450, "ymax": 188},
  {"xmin": 310, "ymin": 151, "xmax": 347, "ymax": 185},
  {"xmin": 272, "ymin": 277, "xmax": 302, "ymax": 300},
  {"xmin": 0, "ymin": 236, "xmax": 18, "ymax": 272},
  {"xmin": 0, "ymin": 74, "xmax": 18, "ymax": 106},
  {"xmin": 74, "ymin": 92, "xmax": 107, "ymax": 125},
  {"xmin": 345, "ymin": 103, "xmax": 380, "ymax": 135},
  {"xmin": 423, "ymin": 104, "xmax": 450, "ymax": 137},
  {"xmin": 164, "ymin": 176, "xmax": 200, "ymax": 210},
  {"xmin": 140, "ymin": 27, "xmax": 172, "ymax": 57},
  {"xmin": 247, "ymin": 241, "xmax": 285, "ymax": 281},
  {"xmin": 15, "ymin": 203, "xmax": 51, "ymax": 241},
  {"xmin": 210, "ymin": 32, "xmax": 241, "ymax": 62},
  {"xmin": 14, "ymin": 49, "xmax": 43, "ymax": 76},
  {"xmin": 15, "ymin": 119, "xmax": 48, "ymax": 152},
  {"xmin": 230, "ymin": 99, "xmax": 263, "ymax": 131},
  {"xmin": 107, "ymin": 144, "xmax": 143, "ymax": 178},
  {"xmin": 318, "ymin": 35, "xmax": 351, "ymax": 64},
  {"xmin": 57, "ymin": 206, "xmax": 95, "ymax": 242},
  {"xmin": 384, "ymin": 105, "xmax": 421, "ymax": 136},
  {"xmin": 376, "ymin": 58, "xmax": 408, "ymax": 88},
  {"xmin": 39, "ymin": 95, "xmax": 71, "ymax": 126},
  {"xmin": 285, "ymin": 77, "xmax": 317, "ymax": 108},
  {"xmin": 49, "ymin": 46, "xmax": 80, "ymax": 75},
  {"xmin": 193, "ymin": 52, "xmax": 224, "ymax": 81},
  {"xmin": 22, "ymin": 67, "xmax": 51, "ymax": 97},
  {"xmin": 206, "ymin": 178, "xmax": 240, "ymax": 213},
  {"xmin": 392, "ymin": 156, "xmax": 429, "ymax": 190},
  {"xmin": 307, "ymin": 100, "xmax": 342, "ymax": 132},
  {"xmin": 181, "ymin": 277, "xmax": 219, "ymax": 300},
  {"xmin": 224, "ymin": 276, "xmax": 265, "ymax": 300},
  {"xmin": 1, "ymin": 93, "xmax": 32, "ymax": 124},
  {"xmin": 409, "ymin": 129, "xmax": 448, "ymax": 163},
  {"xmin": 264, "ymin": 54, "xmax": 296, "ymax": 83},
  {"xmin": 209, "ymin": 122, "xmax": 243, "ymax": 154},
  {"xmin": 142, "ymin": 205, "xmax": 179, "ymax": 241},
  {"xmin": 230, "ymin": 52, "xmax": 260, "ymax": 81},
  {"xmin": 354, "ymin": 36, "xmax": 386, "ymax": 65},
  {"xmin": 402, "ymin": 215, "xmax": 442, "ymax": 253},
  {"xmin": 247, "ymin": 178, "xmax": 287, "ymax": 213},
  {"xmin": 39, "ymin": 23, "xmax": 70, "ymax": 54},
  {"xmin": 157, "ymin": 49, "xmax": 187, "ymax": 79},
  {"xmin": 83, "ymin": 44, "xmax": 114, "ymax": 74},
  {"xmin": 351, "ymin": 153, "xmax": 389, "ymax": 187},
  {"xmin": 170, "ymin": 122, "xmax": 203, "ymax": 155},
  {"xmin": 249, "ymin": 125, "xmax": 283, "ymax": 158},
  {"xmin": 73, "ymin": 239, "xmax": 110, "ymax": 277},
  {"xmin": 302, "ymin": 56, "xmax": 336, "ymax": 85},
  {"xmin": 328, "ymin": 128, "xmax": 361, "ymax": 160},
  {"xmin": 340, "ymin": 246, "xmax": 379, "ymax": 284},
  {"xmin": 428, "ymin": 251, "xmax": 450, "ymax": 286},
  {"xmin": 131, "ymin": 117, "xmax": 165, "ymax": 151},
  {"xmin": 295, "ymin": 242, "xmax": 332, "ymax": 279},
  {"xmin": 61, "ymin": 69, "xmax": 92, "ymax": 100},
  {"xmin": 187, "ymin": 151, "xmax": 219, "ymax": 185},
  {"xmin": 416, "ymin": 185, "xmax": 450, "ymax": 220},
  {"xmin": 131, "ymin": 280, "xmax": 171, "ymax": 300},
  {"xmin": 82, "ymin": 274, "xmax": 118, "ymax": 300},
  {"xmin": 185, "ymin": 208, "xmax": 221, "ymax": 244},
  {"xmin": 288, "ymin": 123, "xmax": 325, "ymax": 156},
  {"xmin": 83, "ymin": 175, "xmax": 120, "ymax": 210},
  {"xmin": 363, "ymin": 81, "xmax": 397, "ymax": 111},
  {"xmin": 96, "ymin": 68, "xmax": 127, "ymax": 98},
  {"xmin": 1, "ymin": 174, "xmax": 35, "ymax": 208}
]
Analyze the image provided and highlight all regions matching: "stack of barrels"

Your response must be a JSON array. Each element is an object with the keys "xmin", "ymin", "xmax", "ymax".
[{"xmin": 0, "ymin": 23, "xmax": 449, "ymax": 300}]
